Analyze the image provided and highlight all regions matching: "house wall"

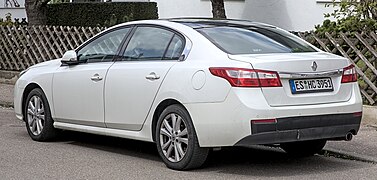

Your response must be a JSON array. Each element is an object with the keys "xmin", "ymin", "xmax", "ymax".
[
  {"xmin": 151, "ymin": 0, "xmax": 336, "ymax": 31},
  {"xmin": 0, "ymin": 8, "xmax": 26, "ymax": 20},
  {"xmin": 0, "ymin": 0, "xmax": 336, "ymax": 31},
  {"xmin": 0, "ymin": 0, "xmax": 26, "ymax": 20}
]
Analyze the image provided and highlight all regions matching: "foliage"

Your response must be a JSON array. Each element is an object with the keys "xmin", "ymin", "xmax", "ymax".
[
  {"xmin": 0, "ymin": 13, "xmax": 14, "ymax": 26},
  {"xmin": 103, "ymin": 13, "xmax": 134, "ymax": 27},
  {"xmin": 49, "ymin": 0, "xmax": 69, "ymax": 3},
  {"xmin": 315, "ymin": 0, "xmax": 377, "ymax": 34},
  {"xmin": 46, "ymin": 2, "xmax": 158, "ymax": 27},
  {"xmin": 0, "ymin": 13, "xmax": 28, "ymax": 26}
]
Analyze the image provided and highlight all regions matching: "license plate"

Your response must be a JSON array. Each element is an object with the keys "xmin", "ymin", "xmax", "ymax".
[{"xmin": 289, "ymin": 78, "xmax": 333, "ymax": 94}]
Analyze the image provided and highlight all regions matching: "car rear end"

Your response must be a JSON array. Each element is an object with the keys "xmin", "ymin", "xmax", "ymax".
[
  {"xmin": 176, "ymin": 19, "xmax": 363, "ymax": 147},
  {"xmin": 222, "ymin": 53, "xmax": 362, "ymax": 146}
]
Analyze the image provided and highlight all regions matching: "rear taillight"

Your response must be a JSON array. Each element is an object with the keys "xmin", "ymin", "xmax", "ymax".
[
  {"xmin": 209, "ymin": 67, "xmax": 282, "ymax": 87},
  {"xmin": 341, "ymin": 64, "xmax": 357, "ymax": 83}
]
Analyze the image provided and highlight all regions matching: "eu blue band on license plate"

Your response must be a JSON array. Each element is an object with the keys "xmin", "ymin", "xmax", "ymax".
[
  {"xmin": 289, "ymin": 80, "xmax": 297, "ymax": 93},
  {"xmin": 289, "ymin": 77, "xmax": 334, "ymax": 94}
]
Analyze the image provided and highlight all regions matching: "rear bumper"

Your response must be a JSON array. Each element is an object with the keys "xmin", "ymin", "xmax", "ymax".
[
  {"xmin": 185, "ymin": 83, "xmax": 363, "ymax": 147},
  {"xmin": 235, "ymin": 113, "xmax": 361, "ymax": 146}
]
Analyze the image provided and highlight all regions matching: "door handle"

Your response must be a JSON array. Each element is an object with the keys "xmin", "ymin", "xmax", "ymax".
[
  {"xmin": 145, "ymin": 72, "xmax": 160, "ymax": 80},
  {"xmin": 91, "ymin": 74, "xmax": 103, "ymax": 81}
]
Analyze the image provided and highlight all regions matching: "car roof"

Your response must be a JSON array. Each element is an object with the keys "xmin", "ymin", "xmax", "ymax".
[{"xmin": 164, "ymin": 18, "xmax": 276, "ymax": 29}]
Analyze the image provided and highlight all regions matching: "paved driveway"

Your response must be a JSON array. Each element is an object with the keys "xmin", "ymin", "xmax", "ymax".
[{"xmin": 1, "ymin": 108, "xmax": 376, "ymax": 179}]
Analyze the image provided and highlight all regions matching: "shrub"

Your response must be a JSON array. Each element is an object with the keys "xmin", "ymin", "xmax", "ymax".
[
  {"xmin": 46, "ymin": 2, "xmax": 158, "ymax": 27},
  {"xmin": 315, "ymin": 0, "xmax": 377, "ymax": 35},
  {"xmin": 0, "ymin": 13, "xmax": 13, "ymax": 26},
  {"xmin": 0, "ymin": 13, "xmax": 28, "ymax": 26}
]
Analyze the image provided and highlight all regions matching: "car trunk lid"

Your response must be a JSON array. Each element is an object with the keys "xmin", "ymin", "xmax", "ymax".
[{"xmin": 228, "ymin": 52, "xmax": 353, "ymax": 107}]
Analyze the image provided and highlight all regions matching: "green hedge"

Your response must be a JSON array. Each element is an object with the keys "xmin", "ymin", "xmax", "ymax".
[{"xmin": 46, "ymin": 2, "xmax": 158, "ymax": 27}]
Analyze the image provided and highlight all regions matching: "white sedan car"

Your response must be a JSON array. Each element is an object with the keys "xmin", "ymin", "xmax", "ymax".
[{"xmin": 14, "ymin": 18, "xmax": 362, "ymax": 170}]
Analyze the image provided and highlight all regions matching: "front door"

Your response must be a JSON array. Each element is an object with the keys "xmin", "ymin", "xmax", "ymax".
[{"xmin": 52, "ymin": 27, "xmax": 131, "ymax": 127}]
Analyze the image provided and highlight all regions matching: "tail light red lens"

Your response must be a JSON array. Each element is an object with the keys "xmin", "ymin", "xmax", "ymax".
[
  {"xmin": 341, "ymin": 64, "xmax": 357, "ymax": 83},
  {"xmin": 209, "ymin": 67, "xmax": 282, "ymax": 87}
]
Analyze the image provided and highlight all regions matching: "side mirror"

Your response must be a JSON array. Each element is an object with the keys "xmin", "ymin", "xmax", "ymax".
[{"xmin": 61, "ymin": 50, "xmax": 79, "ymax": 65}]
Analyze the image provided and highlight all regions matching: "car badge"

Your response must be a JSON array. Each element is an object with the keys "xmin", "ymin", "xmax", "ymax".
[{"xmin": 311, "ymin": 61, "xmax": 318, "ymax": 71}]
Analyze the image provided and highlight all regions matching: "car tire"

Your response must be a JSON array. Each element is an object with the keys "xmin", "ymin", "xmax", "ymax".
[
  {"xmin": 24, "ymin": 88, "xmax": 57, "ymax": 141},
  {"xmin": 156, "ymin": 104, "xmax": 209, "ymax": 170},
  {"xmin": 280, "ymin": 139, "xmax": 327, "ymax": 157}
]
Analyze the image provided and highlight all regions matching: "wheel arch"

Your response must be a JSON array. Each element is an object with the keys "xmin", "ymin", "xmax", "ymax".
[
  {"xmin": 151, "ymin": 98, "xmax": 188, "ymax": 142},
  {"xmin": 21, "ymin": 83, "xmax": 43, "ymax": 121}
]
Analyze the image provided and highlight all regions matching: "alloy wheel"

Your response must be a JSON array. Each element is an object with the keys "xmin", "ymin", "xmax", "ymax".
[
  {"xmin": 159, "ymin": 113, "xmax": 189, "ymax": 162},
  {"xmin": 27, "ymin": 95, "xmax": 45, "ymax": 136}
]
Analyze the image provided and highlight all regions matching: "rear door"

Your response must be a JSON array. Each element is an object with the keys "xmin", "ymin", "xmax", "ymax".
[{"xmin": 104, "ymin": 26, "xmax": 185, "ymax": 130}]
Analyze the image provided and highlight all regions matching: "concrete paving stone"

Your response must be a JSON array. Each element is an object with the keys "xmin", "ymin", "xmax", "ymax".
[
  {"xmin": 0, "ymin": 83, "xmax": 14, "ymax": 106},
  {"xmin": 326, "ymin": 126, "xmax": 377, "ymax": 163}
]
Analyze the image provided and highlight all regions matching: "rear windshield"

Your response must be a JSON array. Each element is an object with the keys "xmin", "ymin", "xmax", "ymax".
[{"xmin": 197, "ymin": 26, "xmax": 317, "ymax": 54}]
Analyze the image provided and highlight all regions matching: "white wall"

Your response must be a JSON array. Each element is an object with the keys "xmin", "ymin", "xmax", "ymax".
[
  {"xmin": 152, "ymin": 0, "xmax": 336, "ymax": 31},
  {"xmin": 0, "ymin": 8, "xmax": 26, "ymax": 20},
  {"xmin": 0, "ymin": 0, "xmax": 336, "ymax": 31},
  {"xmin": 0, "ymin": 0, "xmax": 26, "ymax": 21}
]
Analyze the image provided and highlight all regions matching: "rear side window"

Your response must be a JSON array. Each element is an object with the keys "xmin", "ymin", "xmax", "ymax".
[
  {"xmin": 197, "ymin": 26, "xmax": 317, "ymax": 54},
  {"xmin": 122, "ymin": 26, "xmax": 184, "ymax": 61},
  {"xmin": 164, "ymin": 35, "xmax": 184, "ymax": 60}
]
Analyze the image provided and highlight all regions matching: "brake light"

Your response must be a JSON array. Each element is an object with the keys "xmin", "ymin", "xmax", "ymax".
[
  {"xmin": 209, "ymin": 67, "xmax": 282, "ymax": 87},
  {"xmin": 341, "ymin": 64, "xmax": 357, "ymax": 83}
]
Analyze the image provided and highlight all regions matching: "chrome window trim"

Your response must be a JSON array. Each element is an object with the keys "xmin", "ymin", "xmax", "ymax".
[{"xmin": 179, "ymin": 35, "xmax": 193, "ymax": 61}]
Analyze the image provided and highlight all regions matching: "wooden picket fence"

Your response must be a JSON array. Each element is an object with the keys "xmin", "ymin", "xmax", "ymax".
[
  {"xmin": 0, "ymin": 25, "xmax": 376, "ymax": 105},
  {"xmin": 296, "ymin": 32, "xmax": 377, "ymax": 105}
]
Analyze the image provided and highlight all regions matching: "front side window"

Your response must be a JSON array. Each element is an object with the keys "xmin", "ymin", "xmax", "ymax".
[
  {"xmin": 197, "ymin": 26, "xmax": 317, "ymax": 55},
  {"xmin": 77, "ymin": 27, "xmax": 130, "ymax": 63},
  {"xmin": 122, "ymin": 26, "xmax": 183, "ymax": 61}
]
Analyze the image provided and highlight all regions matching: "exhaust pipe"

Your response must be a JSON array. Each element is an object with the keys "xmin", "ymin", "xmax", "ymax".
[{"xmin": 345, "ymin": 132, "xmax": 353, "ymax": 141}]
